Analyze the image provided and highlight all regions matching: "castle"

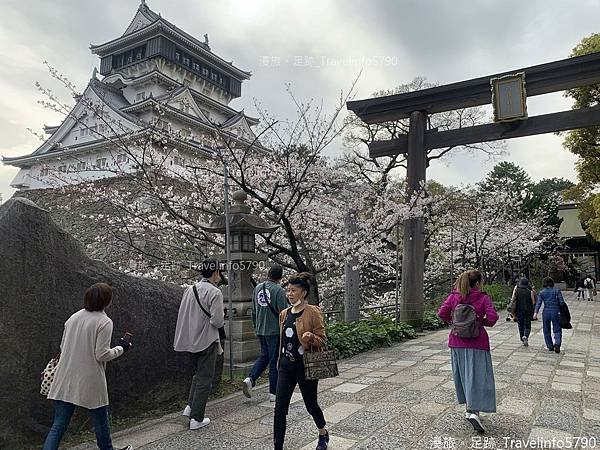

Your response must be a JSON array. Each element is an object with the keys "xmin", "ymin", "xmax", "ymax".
[{"xmin": 3, "ymin": 0, "xmax": 257, "ymax": 190}]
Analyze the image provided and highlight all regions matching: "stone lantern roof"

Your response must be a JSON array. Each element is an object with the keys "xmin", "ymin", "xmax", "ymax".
[{"xmin": 200, "ymin": 191, "xmax": 278, "ymax": 234}]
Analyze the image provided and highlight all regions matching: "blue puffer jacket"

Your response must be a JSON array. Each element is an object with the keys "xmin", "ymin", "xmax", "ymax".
[{"xmin": 535, "ymin": 287, "xmax": 565, "ymax": 315}]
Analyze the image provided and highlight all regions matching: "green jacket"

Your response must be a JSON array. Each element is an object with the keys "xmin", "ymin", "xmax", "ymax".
[{"xmin": 251, "ymin": 280, "xmax": 287, "ymax": 336}]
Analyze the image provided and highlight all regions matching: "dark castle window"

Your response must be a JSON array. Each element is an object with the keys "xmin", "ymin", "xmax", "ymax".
[{"xmin": 113, "ymin": 44, "xmax": 147, "ymax": 69}]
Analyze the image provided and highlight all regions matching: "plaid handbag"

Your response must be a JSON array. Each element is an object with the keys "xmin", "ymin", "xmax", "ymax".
[
  {"xmin": 303, "ymin": 346, "xmax": 339, "ymax": 381},
  {"xmin": 40, "ymin": 356, "xmax": 59, "ymax": 397}
]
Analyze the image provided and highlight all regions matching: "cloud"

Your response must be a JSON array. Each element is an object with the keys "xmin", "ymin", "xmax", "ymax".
[{"xmin": 1, "ymin": 0, "xmax": 595, "ymax": 202}]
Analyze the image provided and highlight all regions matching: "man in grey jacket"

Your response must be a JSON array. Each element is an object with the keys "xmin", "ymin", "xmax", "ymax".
[{"xmin": 174, "ymin": 259, "xmax": 224, "ymax": 430}]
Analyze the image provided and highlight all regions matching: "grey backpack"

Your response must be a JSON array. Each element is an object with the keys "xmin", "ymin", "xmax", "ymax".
[{"xmin": 451, "ymin": 302, "xmax": 480, "ymax": 338}]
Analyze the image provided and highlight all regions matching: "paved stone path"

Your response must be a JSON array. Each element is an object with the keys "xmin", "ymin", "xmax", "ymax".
[{"xmin": 72, "ymin": 292, "xmax": 600, "ymax": 450}]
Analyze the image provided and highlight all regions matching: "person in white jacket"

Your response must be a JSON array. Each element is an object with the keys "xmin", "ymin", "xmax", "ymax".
[{"xmin": 43, "ymin": 282, "xmax": 133, "ymax": 450}]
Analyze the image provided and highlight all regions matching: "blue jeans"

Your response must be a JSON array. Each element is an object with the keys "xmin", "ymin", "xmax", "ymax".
[
  {"xmin": 248, "ymin": 335, "xmax": 280, "ymax": 395},
  {"xmin": 42, "ymin": 400, "xmax": 113, "ymax": 450},
  {"xmin": 543, "ymin": 312, "xmax": 562, "ymax": 350}
]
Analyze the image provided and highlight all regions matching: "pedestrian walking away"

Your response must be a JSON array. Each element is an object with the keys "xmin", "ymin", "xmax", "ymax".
[
  {"xmin": 575, "ymin": 278, "xmax": 584, "ymax": 300},
  {"xmin": 438, "ymin": 269, "xmax": 498, "ymax": 433},
  {"xmin": 583, "ymin": 276, "xmax": 596, "ymax": 301},
  {"xmin": 274, "ymin": 272, "xmax": 329, "ymax": 450},
  {"xmin": 511, "ymin": 277, "xmax": 536, "ymax": 346},
  {"xmin": 242, "ymin": 264, "xmax": 288, "ymax": 402},
  {"xmin": 42, "ymin": 283, "xmax": 134, "ymax": 450},
  {"xmin": 174, "ymin": 259, "xmax": 225, "ymax": 430},
  {"xmin": 533, "ymin": 277, "xmax": 566, "ymax": 353}
]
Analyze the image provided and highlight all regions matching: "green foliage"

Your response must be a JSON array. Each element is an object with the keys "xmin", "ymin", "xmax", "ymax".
[
  {"xmin": 421, "ymin": 310, "xmax": 446, "ymax": 330},
  {"xmin": 483, "ymin": 283, "xmax": 513, "ymax": 311},
  {"xmin": 327, "ymin": 315, "xmax": 416, "ymax": 360}
]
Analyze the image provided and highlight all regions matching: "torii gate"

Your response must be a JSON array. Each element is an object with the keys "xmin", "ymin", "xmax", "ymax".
[{"xmin": 347, "ymin": 52, "xmax": 600, "ymax": 327}]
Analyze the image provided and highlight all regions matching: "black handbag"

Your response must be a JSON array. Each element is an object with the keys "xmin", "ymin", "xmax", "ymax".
[
  {"xmin": 303, "ymin": 345, "xmax": 339, "ymax": 381},
  {"xmin": 193, "ymin": 284, "xmax": 227, "ymax": 340}
]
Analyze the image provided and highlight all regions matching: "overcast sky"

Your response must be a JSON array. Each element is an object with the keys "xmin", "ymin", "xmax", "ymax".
[{"xmin": 1, "ymin": 0, "xmax": 598, "ymax": 202}]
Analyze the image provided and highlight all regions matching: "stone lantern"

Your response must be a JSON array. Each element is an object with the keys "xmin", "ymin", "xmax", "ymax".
[{"xmin": 200, "ymin": 190, "xmax": 278, "ymax": 367}]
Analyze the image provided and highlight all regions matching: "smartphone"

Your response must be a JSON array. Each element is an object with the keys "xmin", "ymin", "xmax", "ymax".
[{"xmin": 122, "ymin": 332, "xmax": 133, "ymax": 344}]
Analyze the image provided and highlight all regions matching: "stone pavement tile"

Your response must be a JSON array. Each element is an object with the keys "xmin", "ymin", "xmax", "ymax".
[
  {"xmin": 527, "ymin": 427, "xmax": 573, "ymax": 445},
  {"xmin": 422, "ymin": 388, "xmax": 457, "ymax": 405},
  {"xmin": 363, "ymin": 401, "xmax": 410, "ymax": 416},
  {"xmin": 581, "ymin": 419, "xmax": 600, "ymax": 441},
  {"xmin": 337, "ymin": 371, "xmax": 361, "ymax": 380},
  {"xmin": 359, "ymin": 358, "xmax": 396, "ymax": 369},
  {"xmin": 441, "ymin": 380, "xmax": 455, "ymax": 389},
  {"xmin": 299, "ymin": 434, "xmax": 357, "ymax": 450},
  {"xmin": 342, "ymin": 383, "xmax": 390, "ymax": 404},
  {"xmin": 409, "ymin": 401, "xmax": 451, "ymax": 416},
  {"xmin": 351, "ymin": 376, "xmax": 383, "ymax": 385},
  {"xmin": 347, "ymin": 367, "xmax": 376, "ymax": 375},
  {"xmin": 559, "ymin": 360, "xmax": 585, "ymax": 368},
  {"xmin": 112, "ymin": 421, "xmax": 186, "ymax": 450},
  {"xmin": 587, "ymin": 370, "xmax": 600, "ymax": 378},
  {"xmin": 584, "ymin": 380, "xmax": 600, "ymax": 394},
  {"xmin": 330, "ymin": 411, "xmax": 394, "ymax": 439},
  {"xmin": 421, "ymin": 374, "xmax": 448, "ymax": 383},
  {"xmin": 385, "ymin": 371, "xmax": 420, "ymax": 385},
  {"xmin": 520, "ymin": 374, "xmax": 548, "ymax": 384},
  {"xmin": 140, "ymin": 430, "xmax": 253, "ymax": 450},
  {"xmin": 418, "ymin": 349, "xmax": 442, "ymax": 356},
  {"xmin": 221, "ymin": 406, "xmax": 271, "ymax": 424},
  {"xmin": 498, "ymin": 397, "xmax": 536, "ymax": 416},
  {"xmin": 533, "ymin": 409, "xmax": 578, "ymax": 433},
  {"xmin": 377, "ymin": 411, "xmax": 431, "ymax": 440},
  {"xmin": 402, "ymin": 345, "xmax": 429, "ymax": 351},
  {"xmin": 351, "ymin": 434, "xmax": 410, "ymax": 450},
  {"xmin": 552, "ymin": 376, "xmax": 582, "ymax": 384},
  {"xmin": 389, "ymin": 359, "xmax": 417, "ymax": 368},
  {"xmin": 555, "ymin": 369, "xmax": 584, "ymax": 377},
  {"xmin": 332, "ymin": 382, "xmax": 369, "ymax": 393},
  {"xmin": 583, "ymin": 408, "xmax": 600, "ymax": 421},
  {"xmin": 258, "ymin": 392, "xmax": 302, "ymax": 408},
  {"xmin": 483, "ymin": 413, "xmax": 535, "ymax": 445},
  {"xmin": 322, "ymin": 402, "xmax": 364, "ymax": 423},
  {"xmin": 283, "ymin": 418, "xmax": 325, "ymax": 449},
  {"xmin": 235, "ymin": 420, "xmax": 272, "ymax": 439},
  {"xmin": 384, "ymin": 387, "xmax": 424, "ymax": 405},
  {"xmin": 407, "ymin": 380, "xmax": 441, "ymax": 391},
  {"xmin": 551, "ymin": 382, "xmax": 582, "ymax": 392},
  {"xmin": 363, "ymin": 370, "xmax": 395, "ymax": 378},
  {"xmin": 439, "ymin": 364, "xmax": 453, "ymax": 371},
  {"xmin": 317, "ymin": 376, "xmax": 345, "ymax": 389}
]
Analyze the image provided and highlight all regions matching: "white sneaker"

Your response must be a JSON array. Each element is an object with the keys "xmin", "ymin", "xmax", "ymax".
[
  {"xmin": 182, "ymin": 405, "xmax": 191, "ymax": 417},
  {"xmin": 467, "ymin": 413, "xmax": 485, "ymax": 433},
  {"xmin": 190, "ymin": 417, "xmax": 210, "ymax": 430},
  {"xmin": 242, "ymin": 377, "xmax": 253, "ymax": 398},
  {"xmin": 269, "ymin": 393, "xmax": 276, "ymax": 402}
]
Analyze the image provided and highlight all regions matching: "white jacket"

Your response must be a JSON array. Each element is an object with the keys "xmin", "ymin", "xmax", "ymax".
[{"xmin": 48, "ymin": 309, "xmax": 123, "ymax": 409}]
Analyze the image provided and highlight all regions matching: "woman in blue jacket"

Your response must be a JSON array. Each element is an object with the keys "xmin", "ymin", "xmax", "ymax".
[{"xmin": 533, "ymin": 277, "xmax": 565, "ymax": 353}]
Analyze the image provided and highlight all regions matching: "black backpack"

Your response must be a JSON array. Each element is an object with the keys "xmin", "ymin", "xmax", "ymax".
[
  {"xmin": 585, "ymin": 278, "xmax": 593, "ymax": 289},
  {"xmin": 451, "ymin": 301, "xmax": 480, "ymax": 338}
]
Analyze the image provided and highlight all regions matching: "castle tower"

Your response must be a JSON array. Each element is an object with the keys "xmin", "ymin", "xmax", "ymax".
[{"xmin": 3, "ymin": 1, "xmax": 257, "ymax": 190}]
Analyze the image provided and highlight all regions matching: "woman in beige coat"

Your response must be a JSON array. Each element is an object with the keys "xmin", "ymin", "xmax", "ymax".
[{"xmin": 43, "ymin": 283, "xmax": 133, "ymax": 450}]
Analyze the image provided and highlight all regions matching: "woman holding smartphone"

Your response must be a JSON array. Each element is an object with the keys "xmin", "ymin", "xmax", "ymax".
[{"xmin": 43, "ymin": 283, "xmax": 134, "ymax": 450}]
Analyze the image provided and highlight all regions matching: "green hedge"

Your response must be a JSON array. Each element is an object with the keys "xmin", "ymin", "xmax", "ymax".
[
  {"xmin": 484, "ymin": 283, "xmax": 513, "ymax": 311},
  {"xmin": 326, "ymin": 315, "xmax": 416, "ymax": 360}
]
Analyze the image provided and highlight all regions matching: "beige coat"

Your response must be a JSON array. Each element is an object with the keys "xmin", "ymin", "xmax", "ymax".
[{"xmin": 48, "ymin": 309, "xmax": 124, "ymax": 409}]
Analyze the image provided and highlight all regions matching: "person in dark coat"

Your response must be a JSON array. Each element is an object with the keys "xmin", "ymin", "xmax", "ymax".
[{"xmin": 511, "ymin": 278, "xmax": 536, "ymax": 346}]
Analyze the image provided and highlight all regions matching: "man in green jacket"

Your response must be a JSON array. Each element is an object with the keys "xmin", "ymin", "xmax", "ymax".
[{"xmin": 242, "ymin": 264, "xmax": 288, "ymax": 401}]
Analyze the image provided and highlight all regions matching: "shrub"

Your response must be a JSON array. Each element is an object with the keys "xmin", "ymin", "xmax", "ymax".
[
  {"xmin": 326, "ymin": 315, "xmax": 416, "ymax": 360},
  {"xmin": 484, "ymin": 283, "xmax": 513, "ymax": 311},
  {"xmin": 422, "ymin": 310, "xmax": 446, "ymax": 330}
]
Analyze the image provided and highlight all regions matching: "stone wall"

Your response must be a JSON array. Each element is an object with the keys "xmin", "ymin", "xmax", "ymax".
[{"xmin": 0, "ymin": 198, "xmax": 195, "ymax": 449}]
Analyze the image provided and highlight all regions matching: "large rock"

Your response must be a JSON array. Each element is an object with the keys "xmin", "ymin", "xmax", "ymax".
[{"xmin": 0, "ymin": 198, "xmax": 194, "ymax": 449}]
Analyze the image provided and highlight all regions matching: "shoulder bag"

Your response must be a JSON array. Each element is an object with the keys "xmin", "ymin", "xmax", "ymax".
[{"xmin": 193, "ymin": 284, "xmax": 227, "ymax": 341}]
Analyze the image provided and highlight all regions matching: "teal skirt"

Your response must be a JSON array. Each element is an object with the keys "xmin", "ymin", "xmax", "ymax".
[{"xmin": 450, "ymin": 347, "xmax": 496, "ymax": 413}]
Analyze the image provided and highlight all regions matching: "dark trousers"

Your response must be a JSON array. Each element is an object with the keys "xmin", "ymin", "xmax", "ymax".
[
  {"xmin": 516, "ymin": 310, "xmax": 532, "ymax": 339},
  {"xmin": 274, "ymin": 358, "xmax": 326, "ymax": 450},
  {"xmin": 248, "ymin": 335, "xmax": 280, "ymax": 395},
  {"xmin": 42, "ymin": 401, "xmax": 112, "ymax": 450},
  {"xmin": 542, "ymin": 312, "xmax": 562, "ymax": 350},
  {"xmin": 188, "ymin": 341, "xmax": 218, "ymax": 421}
]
